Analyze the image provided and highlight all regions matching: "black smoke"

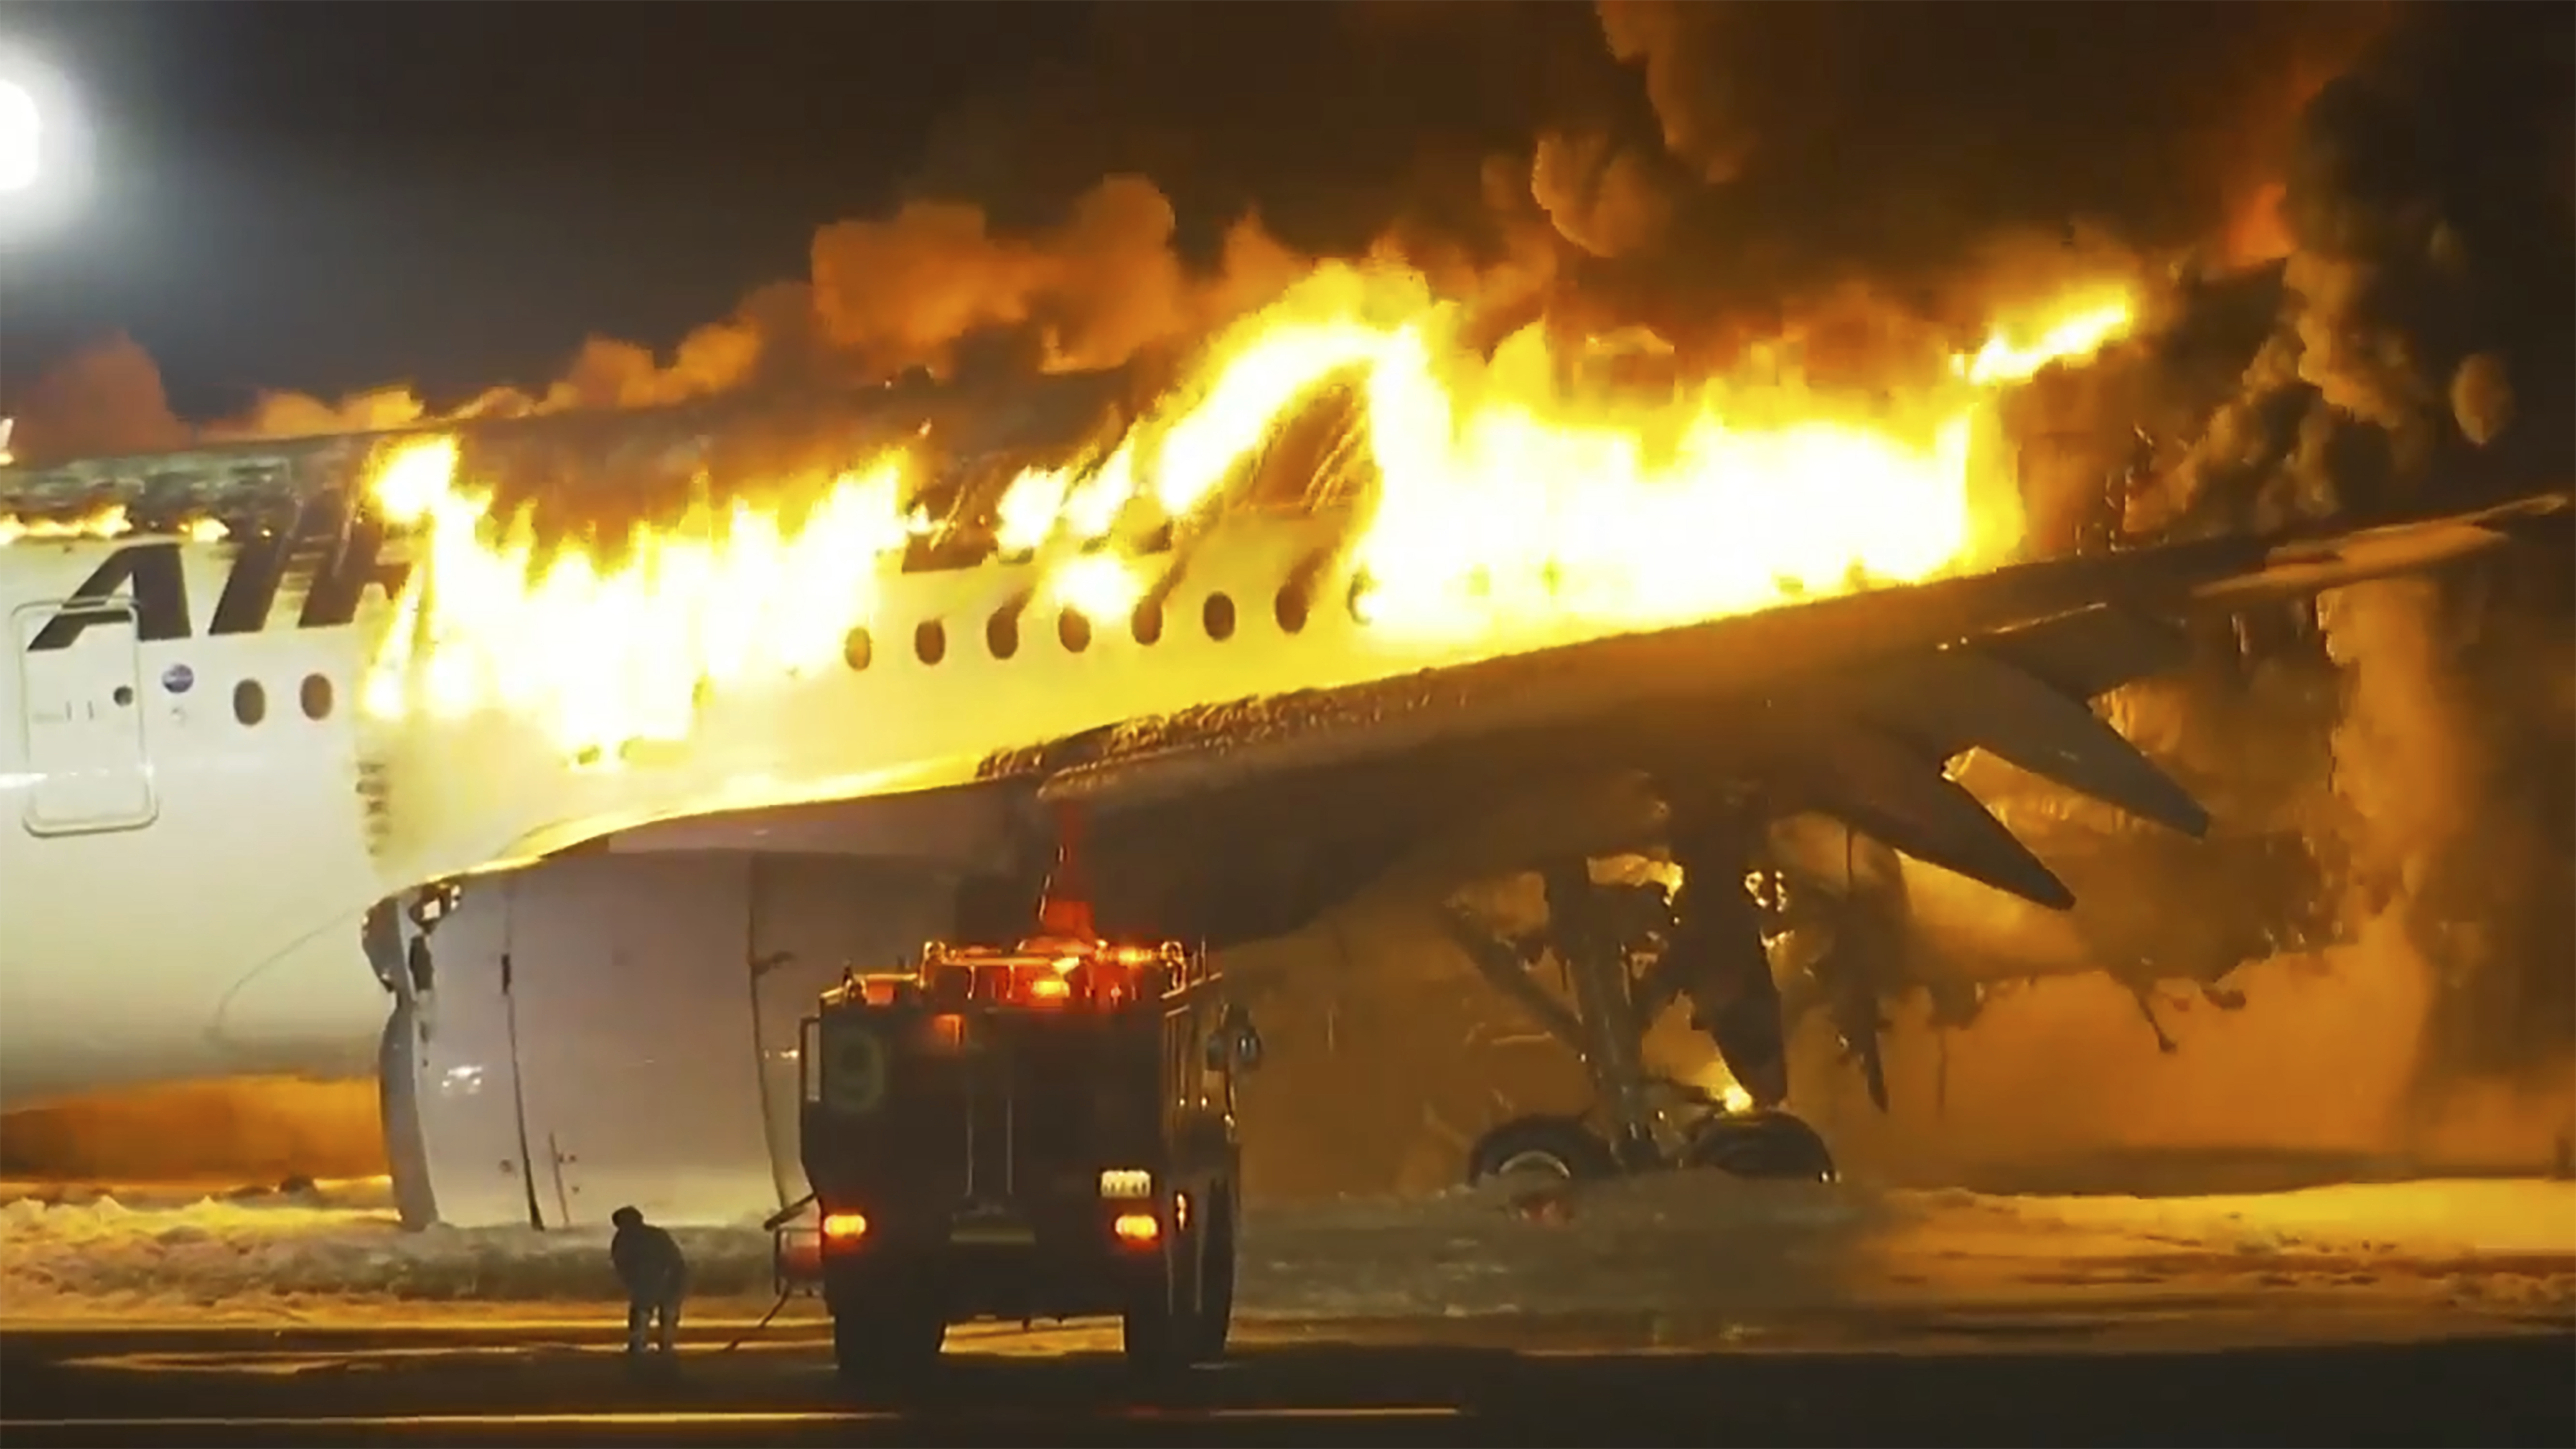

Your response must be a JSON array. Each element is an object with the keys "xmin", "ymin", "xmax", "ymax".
[
  {"xmin": 5, "ymin": 1, "xmax": 2434, "ymax": 455},
  {"xmin": 2011, "ymin": 1, "xmax": 2575, "ymax": 1138}
]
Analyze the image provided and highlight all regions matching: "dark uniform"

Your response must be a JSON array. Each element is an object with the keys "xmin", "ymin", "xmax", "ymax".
[{"xmin": 609, "ymin": 1205, "xmax": 688, "ymax": 1357}]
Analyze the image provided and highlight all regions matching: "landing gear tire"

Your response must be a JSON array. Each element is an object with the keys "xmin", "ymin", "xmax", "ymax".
[
  {"xmin": 1683, "ymin": 1110, "xmax": 1837, "ymax": 1183},
  {"xmin": 830, "ymin": 1291, "xmax": 948, "ymax": 1392},
  {"xmin": 1466, "ymin": 1115, "xmax": 1619, "ymax": 1187}
]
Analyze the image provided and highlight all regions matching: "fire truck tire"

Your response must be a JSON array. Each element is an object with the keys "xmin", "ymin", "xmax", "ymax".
[
  {"xmin": 1121, "ymin": 1277, "xmax": 1180, "ymax": 1372},
  {"xmin": 1465, "ymin": 1115, "xmax": 1617, "ymax": 1186},
  {"xmin": 1123, "ymin": 1216, "xmax": 1202, "ymax": 1374},
  {"xmin": 1181, "ymin": 1187, "xmax": 1238, "ymax": 1364},
  {"xmin": 830, "ymin": 1295, "xmax": 947, "ymax": 1388}
]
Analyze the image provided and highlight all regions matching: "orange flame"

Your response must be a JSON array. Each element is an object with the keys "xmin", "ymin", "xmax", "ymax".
[{"xmin": 42, "ymin": 261, "xmax": 2132, "ymax": 764}]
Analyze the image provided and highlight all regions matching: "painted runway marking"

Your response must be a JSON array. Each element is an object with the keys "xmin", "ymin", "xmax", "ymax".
[
  {"xmin": 57, "ymin": 1320, "xmax": 1092, "ymax": 1374},
  {"xmin": 67, "ymin": 1340, "xmax": 827, "ymax": 1373},
  {"xmin": 2, "ymin": 1406, "xmax": 1465, "ymax": 1430}
]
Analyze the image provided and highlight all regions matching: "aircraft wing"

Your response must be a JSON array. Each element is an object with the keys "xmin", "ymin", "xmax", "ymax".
[{"xmin": 989, "ymin": 490, "xmax": 2569, "ymax": 949}]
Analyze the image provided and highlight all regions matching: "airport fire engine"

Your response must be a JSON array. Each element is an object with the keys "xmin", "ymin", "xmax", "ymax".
[{"xmin": 778, "ymin": 934, "xmax": 1258, "ymax": 1385}]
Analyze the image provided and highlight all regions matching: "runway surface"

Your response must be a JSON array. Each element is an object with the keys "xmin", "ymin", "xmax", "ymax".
[{"xmin": 4, "ymin": 1314, "xmax": 2570, "ymax": 1446}]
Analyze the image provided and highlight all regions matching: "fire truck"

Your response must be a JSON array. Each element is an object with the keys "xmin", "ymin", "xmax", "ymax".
[{"xmin": 777, "ymin": 934, "xmax": 1258, "ymax": 1384}]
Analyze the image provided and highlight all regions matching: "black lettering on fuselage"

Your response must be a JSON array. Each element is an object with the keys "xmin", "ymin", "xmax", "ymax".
[
  {"xmin": 27, "ymin": 542, "xmax": 190, "ymax": 651},
  {"xmin": 208, "ymin": 493, "xmax": 414, "ymax": 636},
  {"xmin": 208, "ymin": 531, "xmax": 292, "ymax": 636},
  {"xmin": 26, "ymin": 499, "xmax": 417, "ymax": 653},
  {"xmin": 23, "ymin": 477, "xmax": 1132, "ymax": 655},
  {"xmin": 302, "ymin": 512, "xmax": 411, "ymax": 628}
]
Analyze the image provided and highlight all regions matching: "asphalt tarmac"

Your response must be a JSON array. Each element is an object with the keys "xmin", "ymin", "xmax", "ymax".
[{"xmin": 2, "ymin": 1317, "xmax": 2569, "ymax": 1448}]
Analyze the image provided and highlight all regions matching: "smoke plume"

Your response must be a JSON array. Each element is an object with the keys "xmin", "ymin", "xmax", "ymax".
[
  {"xmin": 7, "ymin": 175, "xmax": 1326, "ymax": 464},
  {"xmin": 1913, "ymin": 0, "xmax": 2576, "ymax": 1176},
  {"xmin": 9, "ymin": 1, "xmax": 2427, "ymax": 463}
]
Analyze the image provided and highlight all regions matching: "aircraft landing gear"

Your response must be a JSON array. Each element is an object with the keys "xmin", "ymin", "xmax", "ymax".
[
  {"xmin": 1448, "ymin": 840, "xmax": 1839, "ymax": 1189},
  {"xmin": 2122, "ymin": 979, "xmax": 2181, "ymax": 1054},
  {"xmin": 1680, "ymin": 1110, "xmax": 1836, "ymax": 1181},
  {"xmin": 1465, "ymin": 1114, "xmax": 1619, "ymax": 1185}
]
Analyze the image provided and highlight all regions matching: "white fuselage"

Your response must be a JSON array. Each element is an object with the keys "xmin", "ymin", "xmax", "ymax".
[
  {"xmin": 1, "ymin": 558, "xmax": 387, "ymax": 1104},
  {"xmin": 0, "ymin": 504, "xmax": 1687, "ymax": 1108}
]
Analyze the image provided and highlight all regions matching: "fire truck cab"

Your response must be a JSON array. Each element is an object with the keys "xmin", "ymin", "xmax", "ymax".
[{"xmin": 782, "ymin": 935, "xmax": 1256, "ymax": 1384}]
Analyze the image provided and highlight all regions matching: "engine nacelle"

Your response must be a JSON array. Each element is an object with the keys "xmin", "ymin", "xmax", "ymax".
[{"xmin": 376, "ymin": 850, "xmax": 959, "ymax": 1229}]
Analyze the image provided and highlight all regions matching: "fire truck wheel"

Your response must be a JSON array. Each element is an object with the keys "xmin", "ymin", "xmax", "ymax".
[
  {"xmin": 1465, "ymin": 1115, "xmax": 1618, "ymax": 1186},
  {"xmin": 1121, "ymin": 1279, "xmax": 1178, "ymax": 1372},
  {"xmin": 830, "ymin": 1294, "xmax": 947, "ymax": 1388},
  {"xmin": 1182, "ymin": 1187, "xmax": 1238, "ymax": 1364},
  {"xmin": 1123, "ymin": 1219, "xmax": 1200, "ymax": 1374}
]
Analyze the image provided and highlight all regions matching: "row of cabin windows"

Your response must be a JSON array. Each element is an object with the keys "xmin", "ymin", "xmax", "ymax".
[
  {"xmin": 216, "ymin": 573, "xmax": 1352, "ymax": 721},
  {"xmin": 209, "ymin": 672, "xmax": 337, "ymax": 726},
  {"xmin": 842, "ymin": 573, "xmax": 1358, "ymax": 674}
]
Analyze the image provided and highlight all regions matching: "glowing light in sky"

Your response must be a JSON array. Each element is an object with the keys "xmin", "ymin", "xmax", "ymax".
[{"xmin": 0, "ymin": 79, "xmax": 39, "ymax": 195}]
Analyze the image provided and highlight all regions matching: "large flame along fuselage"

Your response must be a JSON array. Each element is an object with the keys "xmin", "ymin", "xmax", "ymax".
[{"xmin": 0, "ymin": 265, "xmax": 2142, "ymax": 1108}]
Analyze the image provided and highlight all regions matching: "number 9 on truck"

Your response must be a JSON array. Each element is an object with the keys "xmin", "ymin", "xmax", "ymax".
[{"xmin": 821, "ymin": 1023, "xmax": 889, "ymax": 1116}]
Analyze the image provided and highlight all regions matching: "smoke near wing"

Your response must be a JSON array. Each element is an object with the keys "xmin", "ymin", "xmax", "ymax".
[{"xmin": 1971, "ymin": 1, "xmax": 2574, "ymax": 1152}]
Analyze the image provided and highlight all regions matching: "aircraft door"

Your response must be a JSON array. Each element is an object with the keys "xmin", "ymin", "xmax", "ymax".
[{"xmin": 12, "ymin": 599, "xmax": 157, "ymax": 835}]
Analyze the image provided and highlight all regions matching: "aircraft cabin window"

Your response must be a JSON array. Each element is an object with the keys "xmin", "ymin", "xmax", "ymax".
[
  {"xmin": 1275, "ymin": 582, "xmax": 1310, "ymax": 635},
  {"xmin": 1058, "ymin": 608, "xmax": 1092, "ymax": 654},
  {"xmin": 1131, "ymin": 601, "xmax": 1164, "ymax": 647},
  {"xmin": 234, "ymin": 679, "xmax": 267, "ymax": 726},
  {"xmin": 843, "ymin": 626, "xmax": 873, "ymax": 673},
  {"xmin": 914, "ymin": 620, "xmax": 947, "ymax": 666},
  {"xmin": 300, "ymin": 672, "xmax": 334, "ymax": 721},
  {"xmin": 1202, "ymin": 591, "xmax": 1237, "ymax": 643},
  {"xmin": 985, "ymin": 607, "xmax": 1020, "ymax": 661}
]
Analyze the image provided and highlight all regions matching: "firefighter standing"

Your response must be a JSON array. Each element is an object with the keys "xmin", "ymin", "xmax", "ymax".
[{"xmin": 610, "ymin": 1205, "xmax": 689, "ymax": 1361}]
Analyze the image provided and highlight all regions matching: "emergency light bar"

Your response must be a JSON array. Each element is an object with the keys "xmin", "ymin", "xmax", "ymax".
[{"xmin": 825, "ymin": 938, "xmax": 1197, "ymax": 1013}]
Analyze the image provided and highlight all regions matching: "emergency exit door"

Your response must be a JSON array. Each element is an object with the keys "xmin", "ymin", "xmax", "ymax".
[{"xmin": 13, "ymin": 599, "xmax": 157, "ymax": 835}]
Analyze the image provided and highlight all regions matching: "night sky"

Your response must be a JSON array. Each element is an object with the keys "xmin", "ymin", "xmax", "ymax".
[{"xmin": 0, "ymin": 2, "xmax": 1096, "ymax": 416}]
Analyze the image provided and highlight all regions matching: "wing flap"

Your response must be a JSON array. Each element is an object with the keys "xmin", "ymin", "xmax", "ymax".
[
  {"xmin": 1785, "ymin": 717, "xmax": 2076, "ymax": 909},
  {"xmin": 1854, "ymin": 634, "xmax": 2210, "ymax": 838}
]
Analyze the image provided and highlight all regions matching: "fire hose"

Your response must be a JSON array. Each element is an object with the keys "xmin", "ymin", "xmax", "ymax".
[
  {"xmin": 713, "ymin": 1289, "xmax": 795, "ymax": 1355},
  {"xmin": 711, "ymin": 1193, "xmax": 815, "ymax": 1355}
]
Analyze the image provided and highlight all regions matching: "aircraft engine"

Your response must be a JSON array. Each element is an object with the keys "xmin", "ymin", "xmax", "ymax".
[{"xmin": 374, "ymin": 851, "xmax": 959, "ymax": 1230}]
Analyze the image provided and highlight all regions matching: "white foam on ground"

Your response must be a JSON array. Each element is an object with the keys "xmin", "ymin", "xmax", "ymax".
[
  {"xmin": 3, "ymin": 1172, "xmax": 2569, "ymax": 1335},
  {"xmin": 1239, "ymin": 1174, "xmax": 2576, "ymax": 1327}
]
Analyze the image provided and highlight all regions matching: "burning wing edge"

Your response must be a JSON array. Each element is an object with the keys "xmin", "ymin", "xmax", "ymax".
[{"xmin": 985, "ymin": 490, "xmax": 2569, "ymax": 943}]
